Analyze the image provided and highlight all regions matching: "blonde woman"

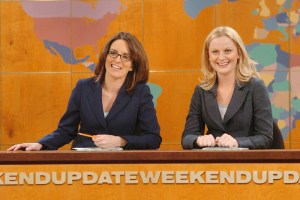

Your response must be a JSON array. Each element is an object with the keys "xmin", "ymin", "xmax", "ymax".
[{"xmin": 182, "ymin": 26, "xmax": 273, "ymax": 149}]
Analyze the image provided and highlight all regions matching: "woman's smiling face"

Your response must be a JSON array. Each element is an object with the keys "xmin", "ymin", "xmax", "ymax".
[
  {"xmin": 105, "ymin": 39, "xmax": 133, "ymax": 81},
  {"xmin": 208, "ymin": 36, "xmax": 240, "ymax": 78}
]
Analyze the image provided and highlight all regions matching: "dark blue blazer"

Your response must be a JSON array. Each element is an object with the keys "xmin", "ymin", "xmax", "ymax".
[
  {"xmin": 182, "ymin": 77, "xmax": 273, "ymax": 149},
  {"xmin": 38, "ymin": 78, "xmax": 161, "ymax": 150}
]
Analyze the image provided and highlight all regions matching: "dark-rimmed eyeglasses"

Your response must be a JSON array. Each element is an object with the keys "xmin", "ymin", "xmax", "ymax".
[{"xmin": 108, "ymin": 50, "xmax": 131, "ymax": 62}]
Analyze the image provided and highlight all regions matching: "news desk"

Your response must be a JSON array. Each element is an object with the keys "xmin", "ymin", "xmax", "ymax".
[{"xmin": 1, "ymin": 150, "xmax": 300, "ymax": 200}]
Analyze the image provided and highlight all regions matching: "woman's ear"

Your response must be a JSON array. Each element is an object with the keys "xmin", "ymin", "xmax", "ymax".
[{"xmin": 129, "ymin": 65, "xmax": 134, "ymax": 71}]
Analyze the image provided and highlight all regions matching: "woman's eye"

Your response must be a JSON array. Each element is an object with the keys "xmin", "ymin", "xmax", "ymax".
[
  {"xmin": 109, "ymin": 51, "xmax": 118, "ymax": 56},
  {"xmin": 122, "ymin": 55, "xmax": 130, "ymax": 60}
]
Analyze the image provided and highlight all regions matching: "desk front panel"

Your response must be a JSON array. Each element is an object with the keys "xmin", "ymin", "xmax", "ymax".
[{"xmin": 1, "ymin": 163, "xmax": 300, "ymax": 200}]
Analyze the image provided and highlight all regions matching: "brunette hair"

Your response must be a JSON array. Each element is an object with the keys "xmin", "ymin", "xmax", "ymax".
[{"xmin": 94, "ymin": 32, "xmax": 149, "ymax": 93}]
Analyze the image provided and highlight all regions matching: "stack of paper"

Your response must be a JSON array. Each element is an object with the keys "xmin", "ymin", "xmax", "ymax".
[
  {"xmin": 200, "ymin": 147, "xmax": 249, "ymax": 151},
  {"xmin": 72, "ymin": 147, "xmax": 123, "ymax": 151}
]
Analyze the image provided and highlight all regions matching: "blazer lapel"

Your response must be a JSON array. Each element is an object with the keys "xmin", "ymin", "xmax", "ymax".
[
  {"xmin": 205, "ymin": 84, "xmax": 224, "ymax": 130},
  {"xmin": 223, "ymin": 82, "xmax": 249, "ymax": 124},
  {"xmin": 106, "ymin": 84, "xmax": 131, "ymax": 121},
  {"xmin": 87, "ymin": 81, "xmax": 107, "ymax": 128}
]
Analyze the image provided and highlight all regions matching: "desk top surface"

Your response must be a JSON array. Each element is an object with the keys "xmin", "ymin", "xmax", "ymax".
[{"xmin": 1, "ymin": 150, "xmax": 300, "ymax": 164}]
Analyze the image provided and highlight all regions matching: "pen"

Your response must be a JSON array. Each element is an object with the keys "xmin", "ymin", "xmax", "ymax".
[{"xmin": 78, "ymin": 133, "xmax": 94, "ymax": 138}]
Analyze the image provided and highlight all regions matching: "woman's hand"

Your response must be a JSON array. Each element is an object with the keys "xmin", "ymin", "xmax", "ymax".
[
  {"xmin": 7, "ymin": 143, "xmax": 43, "ymax": 151},
  {"xmin": 196, "ymin": 134, "xmax": 216, "ymax": 147},
  {"xmin": 216, "ymin": 133, "xmax": 238, "ymax": 147},
  {"xmin": 92, "ymin": 135, "xmax": 127, "ymax": 149}
]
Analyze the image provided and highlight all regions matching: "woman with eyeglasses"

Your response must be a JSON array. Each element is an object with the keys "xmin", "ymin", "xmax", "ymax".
[
  {"xmin": 181, "ymin": 26, "xmax": 273, "ymax": 149},
  {"xmin": 8, "ymin": 32, "xmax": 161, "ymax": 151}
]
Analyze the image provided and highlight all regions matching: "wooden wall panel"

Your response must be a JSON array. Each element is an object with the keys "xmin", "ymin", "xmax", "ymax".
[
  {"xmin": 149, "ymin": 72, "xmax": 200, "ymax": 149},
  {"xmin": 0, "ymin": 74, "xmax": 71, "ymax": 149},
  {"xmin": 144, "ymin": 0, "xmax": 215, "ymax": 70},
  {"xmin": 0, "ymin": 1, "xmax": 70, "ymax": 72}
]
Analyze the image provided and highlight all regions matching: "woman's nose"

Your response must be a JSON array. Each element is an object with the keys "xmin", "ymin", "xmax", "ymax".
[{"xmin": 218, "ymin": 52, "xmax": 226, "ymax": 59}]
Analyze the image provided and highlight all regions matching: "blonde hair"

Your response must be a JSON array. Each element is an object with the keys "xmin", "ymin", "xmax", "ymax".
[{"xmin": 201, "ymin": 26, "xmax": 259, "ymax": 90}]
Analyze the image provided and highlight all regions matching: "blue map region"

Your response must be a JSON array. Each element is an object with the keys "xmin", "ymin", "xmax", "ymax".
[
  {"xmin": 147, "ymin": 83, "xmax": 162, "ymax": 107},
  {"xmin": 276, "ymin": 12, "xmax": 289, "ymax": 24},
  {"xmin": 262, "ymin": 11, "xmax": 293, "ymax": 41},
  {"xmin": 183, "ymin": 0, "xmax": 221, "ymax": 18},
  {"xmin": 262, "ymin": 17, "xmax": 278, "ymax": 31},
  {"xmin": 88, "ymin": 64, "xmax": 97, "ymax": 72},
  {"xmin": 283, "ymin": 0, "xmax": 293, "ymax": 9},
  {"xmin": 247, "ymin": 43, "xmax": 300, "ymax": 138},
  {"xmin": 44, "ymin": 40, "xmax": 89, "ymax": 64},
  {"xmin": 296, "ymin": 23, "xmax": 300, "ymax": 35}
]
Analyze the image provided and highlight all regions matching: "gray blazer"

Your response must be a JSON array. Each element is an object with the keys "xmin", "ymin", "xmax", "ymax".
[{"xmin": 181, "ymin": 77, "xmax": 273, "ymax": 149}]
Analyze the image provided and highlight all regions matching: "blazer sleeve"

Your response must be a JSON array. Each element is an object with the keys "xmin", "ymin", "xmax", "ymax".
[
  {"xmin": 121, "ymin": 84, "xmax": 162, "ymax": 149},
  {"xmin": 181, "ymin": 86, "xmax": 206, "ymax": 149},
  {"xmin": 37, "ymin": 80, "xmax": 82, "ymax": 150},
  {"xmin": 235, "ymin": 79, "xmax": 273, "ymax": 149}
]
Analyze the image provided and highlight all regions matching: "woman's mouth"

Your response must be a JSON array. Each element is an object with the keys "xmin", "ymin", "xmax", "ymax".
[
  {"xmin": 111, "ymin": 64, "xmax": 122, "ymax": 70},
  {"xmin": 218, "ymin": 62, "xmax": 229, "ymax": 67}
]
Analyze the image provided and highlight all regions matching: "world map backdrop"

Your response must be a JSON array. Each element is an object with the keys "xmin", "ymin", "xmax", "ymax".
[{"xmin": 1, "ymin": 0, "xmax": 300, "ymax": 149}]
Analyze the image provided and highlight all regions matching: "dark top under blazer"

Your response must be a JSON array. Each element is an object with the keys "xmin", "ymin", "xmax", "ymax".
[
  {"xmin": 182, "ymin": 77, "xmax": 273, "ymax": 149},
  {"xmin": 38, "ymin": 78, "xmax": 161, "ymax": 150}
]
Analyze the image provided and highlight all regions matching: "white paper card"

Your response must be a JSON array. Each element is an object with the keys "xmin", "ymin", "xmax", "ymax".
[{"xmin": 72, "ymin": 147, "xmax": 123, "ymax": 151}]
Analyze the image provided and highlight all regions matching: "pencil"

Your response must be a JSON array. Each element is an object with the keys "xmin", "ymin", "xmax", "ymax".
[{"xmin": 78, "ymin": 133, "xmax": 94, "ymax": 138}]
